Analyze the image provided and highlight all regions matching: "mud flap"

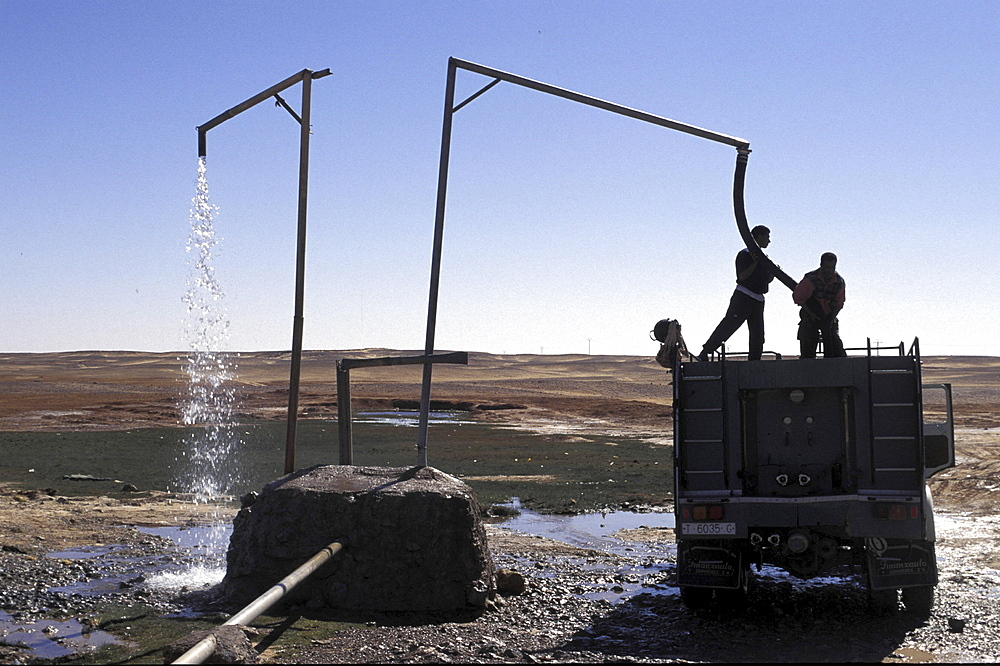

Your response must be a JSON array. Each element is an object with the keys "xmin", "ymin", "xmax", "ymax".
[
  {"xmin": 866, "ymin": 539, "xmax": 938, "ymax": 591},
  {"xmin": 677, "ymin": 544, "xmax": 743, "ymax": 589}
]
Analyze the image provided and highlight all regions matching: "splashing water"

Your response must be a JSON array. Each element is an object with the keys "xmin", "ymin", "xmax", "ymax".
[{"xmin": 174, "ymin": 157, "xmax": 243, "ymax": 569}]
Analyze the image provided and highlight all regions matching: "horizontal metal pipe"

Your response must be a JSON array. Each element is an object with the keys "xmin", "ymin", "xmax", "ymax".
[
  {"xmin": 197, "ymin": 69, "xmax": 311, "ymax": 136},
  {"xmin": 171, "ymin": 540, "xmax": 344, "ymax": 664},
  {"xmin": 196, "ymin": 68, "xmax": 331, "ymax": 157},
  {"xmin": 450, "ymin": 57, "xmax": 750, "ymax": 150}
]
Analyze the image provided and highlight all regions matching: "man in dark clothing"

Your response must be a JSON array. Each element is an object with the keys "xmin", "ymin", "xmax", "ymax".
[
  {"xmin": 697, "ymin": 225, "xmax": 775, "ymax": 361},
  {"xmin": 793, "ymin": 252, "xmax": 847, "ymax": 358}
]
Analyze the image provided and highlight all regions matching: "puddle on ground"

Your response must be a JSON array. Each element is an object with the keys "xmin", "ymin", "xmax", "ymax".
[
  {"xmin": 0, "ymin": 609, "xmax": 120, "ymax": 660},
  {"xmin": 498, "ymin": 497, "xmax": 675, "ymax": 557},
  {"xmin": 137, "ymin": 525, "xmax": 228, "ymax": 593},
  {"xmin": 496, "ymin": 498, "xmax": 679, "ymax": 603},
  {"xmin": 352, "ymin": 410, "xmax": 477, "ymax": 427},
  {"xmin": 46, "ymin": 545, "xmax": 122, "ymax": 560}
]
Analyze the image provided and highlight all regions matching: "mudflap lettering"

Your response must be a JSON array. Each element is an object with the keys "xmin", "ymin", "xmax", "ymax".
[
  {"xmin": 867, "ymin": 540, "xmax": 938, "ymax": 590},
  {"xmin": 678, "ymin": 544, "xmax": 742, "ymax": 589}
]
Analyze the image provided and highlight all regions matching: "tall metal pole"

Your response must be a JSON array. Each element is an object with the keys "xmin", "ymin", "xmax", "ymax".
[
  {"xmin": 284, "ymin": 72, "xmax": 314, "ymax": 474},
  {"xmin": 416, "ymin": 59, "xmax": 458, "ymax": 467},
  {"xmin": 195, "ymin": 68, "xmax": 329, "ymax": 476}
]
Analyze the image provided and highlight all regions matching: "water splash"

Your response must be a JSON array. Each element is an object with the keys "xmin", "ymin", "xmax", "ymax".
[{"xmin": 176, "ymin": 157, "xmax": 242, "ymax": 561}]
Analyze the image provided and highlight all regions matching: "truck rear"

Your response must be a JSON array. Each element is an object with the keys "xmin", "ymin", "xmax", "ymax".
[{"xmin": 672, "ymin": 341, "xmax": 954, "ymax": 613}]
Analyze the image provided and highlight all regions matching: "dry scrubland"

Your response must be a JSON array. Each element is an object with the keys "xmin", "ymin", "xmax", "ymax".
[
  {"xmin": 1, "ymin": 349, "xmax": 996, "ymax": 430},
  {"xmin": 0, "ymin": 349, "xmax": 997, "ymax": 513}
]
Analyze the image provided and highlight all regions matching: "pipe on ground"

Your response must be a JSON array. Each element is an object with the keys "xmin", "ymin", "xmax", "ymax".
[{"xmin": 171, "ymin": 540, "xmax": 344, "ymax": 665}]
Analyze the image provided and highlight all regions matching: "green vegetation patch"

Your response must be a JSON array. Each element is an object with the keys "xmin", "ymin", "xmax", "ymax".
[{"xmin": 0, "ymin": 418, "xmax": 673, "ymax": 513}]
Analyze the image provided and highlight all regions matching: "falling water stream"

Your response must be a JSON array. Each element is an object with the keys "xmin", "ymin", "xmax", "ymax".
[{"xmin": 166, "ymin": 157, "xmax": 243, "ymax": 585}]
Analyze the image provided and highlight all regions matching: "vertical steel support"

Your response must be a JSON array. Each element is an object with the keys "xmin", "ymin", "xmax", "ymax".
[
  {"xmin": 195, "ymin": 68, "xmax": 329, "ymax": 476},
  {"xmin": 416, "ymin": 59, "xmax": 458, "ymax": 467},
  {"xmin": 336, "ymin": 363, "xmax": 353, "ymax": 465},
  {"xmin": 284, "ymin": 73, "xmax": 314, "ymax": 474}
]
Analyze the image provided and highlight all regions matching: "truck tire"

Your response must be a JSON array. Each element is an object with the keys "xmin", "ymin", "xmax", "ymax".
[
  {"xmin": 868, "ymin": 588, "xmax": 899, "ymax": 615},
  {"xmin": 680, "ymin": 586, "xmax": 713, "ymax": 610},
  {"xmin": 902, "ymin": 585, "xmax": 934, "ymax": 616},
  {"xmin": 716, "ymin": 586, "xmax": 749, "ymax": 611}
]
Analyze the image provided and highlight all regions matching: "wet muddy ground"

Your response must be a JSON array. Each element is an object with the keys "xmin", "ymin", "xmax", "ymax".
[{"xmin": 0, "ymin": 474, "xmax": 998, "ymax": 664}]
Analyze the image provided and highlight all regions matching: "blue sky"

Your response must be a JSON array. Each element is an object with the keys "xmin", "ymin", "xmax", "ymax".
[{"xmin": 2, "ymin": 1, "xmax": 997, "ymax": 357}]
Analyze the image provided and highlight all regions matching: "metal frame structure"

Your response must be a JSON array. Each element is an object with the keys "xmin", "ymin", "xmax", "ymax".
[
  {"xmin": 416, "ymin": 57, "xmax": 795, "ymax": 462},
  {"xmin": 197, "ymin": 68, "xmax": 331, "ymax": 474},
  {"xmin": 336, "ymin": 351, "xmax": 467, "ymax": 465}
]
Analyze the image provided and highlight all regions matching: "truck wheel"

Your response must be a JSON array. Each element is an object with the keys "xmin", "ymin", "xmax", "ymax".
[
  {"xmin": 716, "ymin": 586, "xmax": 749, "ymax": 611},
  {"xmin": 901, "ymin": 585, "xmax": 934, "ymax": 616},
  {"xmin": 868, "ymin": 588, "xmax": 899, "ymax": 615},
  {"xmin": 680, "ymin": 586, "xmax": 713, "ymax": 610}
]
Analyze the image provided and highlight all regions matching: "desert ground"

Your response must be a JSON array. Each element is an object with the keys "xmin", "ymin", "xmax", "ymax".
[
  {"xmin": 1, "ymin": 349, "xmax": 997, "ymax": 509},
  {"xmin": 0, "ymin": 350, "xmax": 997, "ymax": 663}
]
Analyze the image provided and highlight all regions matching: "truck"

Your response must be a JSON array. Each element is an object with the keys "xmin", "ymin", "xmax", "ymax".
[
  {"xmin": 412, "ymin": 59, "xmax": 956, "ymax": 614},
  {"xmin": 672, "ymin": 341, "xmax": 955, "ymax": 613}
]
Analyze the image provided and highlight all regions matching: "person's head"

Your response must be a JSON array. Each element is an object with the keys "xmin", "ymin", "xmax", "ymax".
[
  {"xmin": 751, "ymin": 225, "xmax": 771, "ymax": 249},
  {"xmin": 820, "ymin": 252, "xmax": 838, "ymax": 278}
]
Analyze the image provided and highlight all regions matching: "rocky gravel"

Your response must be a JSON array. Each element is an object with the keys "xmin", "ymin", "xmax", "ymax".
[
  {"xmin": 1, "ymin": 504, "xmax": 998, "ymax": 663},
  {"xmin": 282, "ymin": 513, "xmax": 1000, "ymax": 664}
]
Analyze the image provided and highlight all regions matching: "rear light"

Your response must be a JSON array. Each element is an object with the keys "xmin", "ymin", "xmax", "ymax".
[
  {"xmin": 681, "ymin": 504, "xmax": 725, "ymax": 520},
  {"xmin": 875, "ymin": 503, "xmax": 919, "ymax": 520}
]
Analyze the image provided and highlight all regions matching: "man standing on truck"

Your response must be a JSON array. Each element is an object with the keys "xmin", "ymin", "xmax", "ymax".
[
  {"xmin": 697, "ymin": 225, "xmax": 775, "ymax": 361},
  {"xmin": 793, "ymin": 252, "xmax": 847, "ymax": 358}
]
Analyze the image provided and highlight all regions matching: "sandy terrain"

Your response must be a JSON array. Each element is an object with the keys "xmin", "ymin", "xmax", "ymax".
[{"xmin": 2, "ymin": 349, "xmax": 996, "ymax": 429}]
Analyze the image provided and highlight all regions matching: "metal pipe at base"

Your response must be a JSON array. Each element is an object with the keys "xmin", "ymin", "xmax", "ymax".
[{"xmin": 171, "ymin": 540, "xmax": 344, "ymax": 665}]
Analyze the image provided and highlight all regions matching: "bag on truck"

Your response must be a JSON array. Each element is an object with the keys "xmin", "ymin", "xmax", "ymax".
[{"xmin": 651, "ymin": 318, "xmax": 689, "ymax": 369}]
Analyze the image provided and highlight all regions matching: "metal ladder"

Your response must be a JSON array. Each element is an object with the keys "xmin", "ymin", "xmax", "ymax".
[
  {"xmin": 677, "ymin": 361, "xmax": 729, "ymax": 492},
  {"xmin": 866, "ymin": 355, "xmax": 922, "ymax": 489}
]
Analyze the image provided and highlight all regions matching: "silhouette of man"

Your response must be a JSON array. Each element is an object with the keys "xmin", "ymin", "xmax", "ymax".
[
  {"xmin": 698, "ymin": 225, "xmax": 774, "ymax": 361},
  {"xmin": 793, "ymin": 252, "xmax": 847, "ymax": 358}
]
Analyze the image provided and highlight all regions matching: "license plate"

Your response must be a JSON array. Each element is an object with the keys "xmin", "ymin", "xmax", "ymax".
[{"xmin": 681, "ymin": 522, "xmax": 737, "ymax": 536}]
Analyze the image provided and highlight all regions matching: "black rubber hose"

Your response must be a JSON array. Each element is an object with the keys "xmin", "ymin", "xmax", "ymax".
[{"xmin": 732, "ymin": 150, "xmax": 797, "ymax": 291}]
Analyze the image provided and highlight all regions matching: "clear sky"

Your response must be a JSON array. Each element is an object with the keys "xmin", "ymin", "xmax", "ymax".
[{"xmin": 2, "ymin": 1, "xmax": 997, "ymax": 357}]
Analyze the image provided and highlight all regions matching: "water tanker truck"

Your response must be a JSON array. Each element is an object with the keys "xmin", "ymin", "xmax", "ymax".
[
  {"xmin": 415, "ymin": 60, "xmax": 955, "ymax": 614},
  {"xmin": 670, "ymin": 343, "xmax": 955, "ymax": 613}
]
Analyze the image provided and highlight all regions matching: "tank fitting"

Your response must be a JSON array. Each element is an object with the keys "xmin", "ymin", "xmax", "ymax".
[{"xmin": 787, "ymin": 532, "xmax": 810, "ymax": 554}]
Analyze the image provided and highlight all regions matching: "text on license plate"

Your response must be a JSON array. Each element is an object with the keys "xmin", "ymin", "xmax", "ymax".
[{"xmin": 681, "ymin": 522, "xmax": 737, "ymax": 536}]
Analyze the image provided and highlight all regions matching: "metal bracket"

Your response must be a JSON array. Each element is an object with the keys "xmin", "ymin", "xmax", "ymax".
[
  {"xmin": 453, "ymin": 77, "xmax": 502, "ymax": 113},
  {"xmin": 274, "ymin": 93, "xmax": 302, "ymax": 124}
]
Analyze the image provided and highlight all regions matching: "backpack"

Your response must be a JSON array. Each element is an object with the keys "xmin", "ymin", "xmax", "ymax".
[{"xmin": 651, "ymin": 318, "xmax": 689, "ymax": 369}]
